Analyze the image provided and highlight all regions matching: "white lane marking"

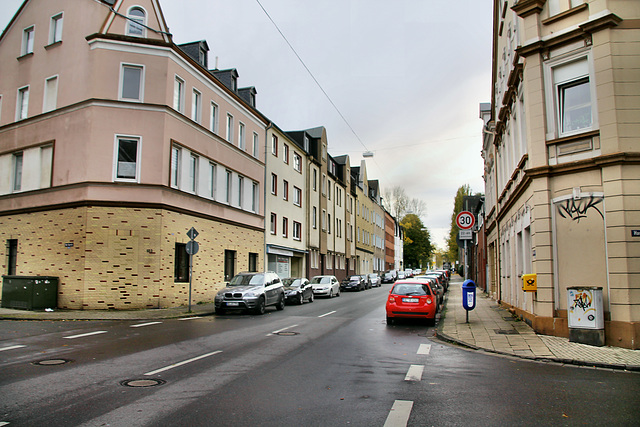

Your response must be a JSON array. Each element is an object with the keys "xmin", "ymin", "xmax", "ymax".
[
  {"xmin": 130, "ymin": 321, "xmax": 163, "ymax": 328},
  {"xmin": 0, "ymin": 345, "xmax": 26, "ymax": 352},
  {"xmin": 0, "ymin": 421, "xmax": 10, "ymax": 426},
  {"xmin": 179, "ymin": 317, "xmax": 202, "ymax": 320},
  {"xmin": 144, "ymin": 351, "xmax": 222, "ymax": 376},
  {"xmin": 63, "ymin": 331, "xmax": 108, "ymax": 339},
  {"xmin": 404, "ymin": 364, "xmax": 425, "ymax": 382},
  {"xmin": 417, "ymin": 344, "xmax": 431, "ymax": 355},
  {"xmin": 383, "ymin": 400, "xmax": 413, "ymax": 427},
  {"xmin": 318, "ymin": 311, "xmax": 336, "ymax": 318},
  {"xmin": 267, "ymin": 324, "xmax": 299, "ymax": 336}
]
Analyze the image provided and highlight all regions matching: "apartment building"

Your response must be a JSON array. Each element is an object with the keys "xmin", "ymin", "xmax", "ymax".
[
  {"xmin": 483, "ymin": 0, "xmax": 639, "ymax": 348},
  {"xmin": 265, "ymin": 125, "xmax": 307, "ymax": 278},
  {"xmin": 0, "ymin": 0, "xmax": 268, "ymax": 309}
]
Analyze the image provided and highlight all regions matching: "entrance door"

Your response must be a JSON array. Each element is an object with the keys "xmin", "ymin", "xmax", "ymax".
[{"xmin": 224, "ymin": 250, "xmax": 236, "ymax": 282}]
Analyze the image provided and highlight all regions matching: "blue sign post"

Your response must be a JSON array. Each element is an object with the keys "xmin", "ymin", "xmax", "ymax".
[{"xmin": 462, "ymin": 279, "xmax": 476, "ymax": 323}]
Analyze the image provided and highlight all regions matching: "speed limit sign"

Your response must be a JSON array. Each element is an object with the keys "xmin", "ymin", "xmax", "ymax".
[{"xmin": 456, "ymin": 211, "xmax": 475, "ymax": 230}]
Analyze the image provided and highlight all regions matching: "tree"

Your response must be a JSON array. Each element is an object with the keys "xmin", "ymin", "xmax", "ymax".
[
  {"xmin": 401, "ymin": 214, "xmax": 433, "ymax": 270},
  {"xmin": 382, "ymin": 185, "xmax": 409, "ymax": 220},
  {"xmin": 446, "ymin": 184, "xmax": 472, "ymax": 263}
]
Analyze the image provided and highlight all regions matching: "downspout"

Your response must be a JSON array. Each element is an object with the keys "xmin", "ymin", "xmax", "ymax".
[{"xmin": 264, "ymin": 122, "xmax": 273, "ymax": 272}]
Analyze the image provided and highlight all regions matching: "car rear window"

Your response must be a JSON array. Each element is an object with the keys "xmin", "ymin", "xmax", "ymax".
[{"xmin": 392, "ymin": 283, "xmax": 431, "ymax": 296}]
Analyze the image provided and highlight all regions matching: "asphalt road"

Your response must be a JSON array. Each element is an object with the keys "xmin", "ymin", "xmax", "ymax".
[{"xmin": 1, "ymin": 285, "xmax": 638, "ymax": 426}]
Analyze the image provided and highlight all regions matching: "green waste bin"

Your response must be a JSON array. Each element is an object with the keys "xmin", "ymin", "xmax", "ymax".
[{"xmin": 1, "ymin": 276, "xmax": 58, "ymax": 310}]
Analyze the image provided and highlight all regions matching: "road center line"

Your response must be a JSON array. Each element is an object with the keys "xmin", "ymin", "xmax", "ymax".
[
  {"xmin": 417, "ymin": 343, "xmax": 431, "ymax": 355},
  {"xmin": 63, "ymin": 331, "xmax": 108, "ymax": 339},
  {"xmin": 383, "ymin": 400, "xmax": 413, "ymax": 427},
  {"xmin": 404, "ymin": 364, "xmax": 425, "ymax": 382},
  {"xmin": 130, "ymin": 321, "xmax": 163, "ymax": 328},
  {"xmin": 318, "ymin": 311, "xmax": 336, "ymax": 318},
  {"xmin": 144, "ymin": 351, "xmax": 222, "ymax": 376},
  {"xmin": 0, "ymin": 345, "xmax": 26, "ymax": 352}
]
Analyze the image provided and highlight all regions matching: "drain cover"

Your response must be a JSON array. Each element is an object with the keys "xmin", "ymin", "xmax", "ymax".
[
  {"xmin": 120, "ymin": 379, "xmax": 166, "ymax": 388},
  {"xmin": 275, "ymin": 331, "xmax": 299, "ymax": 336},
  {"xmin": 34, "ymin": 359, "xmax": 71, "ymax": 366}
]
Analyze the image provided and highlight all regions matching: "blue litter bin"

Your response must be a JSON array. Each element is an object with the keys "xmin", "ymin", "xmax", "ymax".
[{"xmin": 462, "ymin": 279, "xmax": 476, "ymax": 311}]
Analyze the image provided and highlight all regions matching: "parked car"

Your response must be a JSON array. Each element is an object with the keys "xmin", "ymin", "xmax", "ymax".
[
  {"xmin": 397, "ymin": 271, "xmax": 406, "ymax": 280},
  {"xmin": 426, "ymin": 271, "xmax": 448, "ymax": 291},
  {"xmin": 360, "ymin": 274, "xmax": 372, "ymax": 289},
  {"xmin": 283, "ymin": 277, "xmax": 314, "ymax": 305},
  {"xmin": 341, "ymin": 275, "xmax": 366, "ymax": 292},
  {"xmin": 414, "ymin": 275, "xmax": 443, "ymax": 306},
  {"xmin": 413, "ymin": 269, "xmax": 422, "ymax": 276},
  {"xmin": 215, "ymin": 272, "xmax": 285, "ymax": 315},
  {"xmin": 311, "ymin": 275, "xmax": 340, "ymax": 298},
  {"xmin": 382, "ymin": 270, "xmax": 396, "ymax": 284},
  {"xmin": 368, "ymin": 273, "xmax": 381, "ymax": 287},
  {"xmin": 404, "ymin": 269, "xmax": 414, "ymax": 278},
  {"xmin": 386, "ymin": 280, "xmax": 437, "ymax": 325}
]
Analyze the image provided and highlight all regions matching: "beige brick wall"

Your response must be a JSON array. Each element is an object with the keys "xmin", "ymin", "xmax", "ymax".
[{"xmin": 1, "ymin": 206, "xmax": 264, "ymax": 309}]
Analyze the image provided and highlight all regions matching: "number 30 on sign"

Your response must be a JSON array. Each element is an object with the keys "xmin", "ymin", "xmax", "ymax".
[{"xmin": 456, "ymin": 211, "xmax": 475, "ymax": 230}]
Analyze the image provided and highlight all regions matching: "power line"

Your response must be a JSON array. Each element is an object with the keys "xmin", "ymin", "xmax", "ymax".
[{"xmin": 254, "ymin": 0, "xmax": 370, "ymax": 154}]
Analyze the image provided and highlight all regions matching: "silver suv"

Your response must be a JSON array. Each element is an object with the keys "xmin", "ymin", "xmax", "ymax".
[{"xmin": 215, "ymin": 272, "xmax": 285, "ymax": 315}]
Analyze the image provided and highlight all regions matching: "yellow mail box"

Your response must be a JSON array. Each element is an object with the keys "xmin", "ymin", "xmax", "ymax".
[{"xmin": 522, "ymin": 274, "xmax": 537, "ymax": 292}]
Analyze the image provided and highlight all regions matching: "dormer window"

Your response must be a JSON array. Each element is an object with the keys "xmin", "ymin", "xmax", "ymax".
[{"xmin": 127, "ymin": 7, "xmax": 146, "ymax": 37}]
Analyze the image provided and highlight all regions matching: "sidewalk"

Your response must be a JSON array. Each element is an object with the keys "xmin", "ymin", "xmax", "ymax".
[
  {"xmin": 0, "ymin": 303, "xmax": 216, "ymax": 321},
  {"xmin": 437, "ymin": 276, "xmax": 640, "ymax": 371}
]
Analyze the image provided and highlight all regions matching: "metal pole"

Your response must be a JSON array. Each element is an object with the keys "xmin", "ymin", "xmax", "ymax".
[
  {"xmin": 188, "ymin": 252, "xmax": 193, "ymax": 313},
  {"xmin": 464, "ymin": 239, "xmax": 468, "ymax": 280}
]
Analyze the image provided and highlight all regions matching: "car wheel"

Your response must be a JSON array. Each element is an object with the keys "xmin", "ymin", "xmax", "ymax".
[
  {"xmin": 297, "ymin": 293, "xmax": 304, "ymax": 305},
  {"xmin": 336, "ymin": 289, "xmax": 340, "ymax": 297},
  {"xmin": 427, "ymin": 317, "xmax": 436, "ymax": 326},
  {"xmin": 309, "ymin": 293, "xmax": 314, "ymax": 303},
  {"xmin": 329, "ymin": 289, "xmax": 333, "ymax": 298},
  {"xmin": 216, "ymin": 308, "xmax": 226, "ymax": 315},
  {"xmin": 253, "ymin": 297, "xmax": 266, "ymax": 315},
  {"xmin": 386, "ymin": 316, "xmax": 394, "ymax": 325},
  {"xmin": 276, "ymin": 295, "xmax": 285, "ymax": 311}
]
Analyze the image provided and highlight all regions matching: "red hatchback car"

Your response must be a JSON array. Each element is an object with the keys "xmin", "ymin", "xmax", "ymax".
[{"xmin": 386, "ymin": 280, "xmax": 437, "ymax": 325}]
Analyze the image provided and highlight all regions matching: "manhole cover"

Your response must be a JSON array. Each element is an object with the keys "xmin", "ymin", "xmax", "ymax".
[
  {"xmin": 494, "ymin": 329, "xmax": 518, "ymax": 335},
  {"xmin": 120, "ymin": 379, "xmax": 166, "ymax": 388},
  {"xmin": 34, "ymin": 359, "xmax": 72, "ymax": 366},
  {"xmin": 275, "ymin": 331, "xmax": 299, "ymax": 336}
]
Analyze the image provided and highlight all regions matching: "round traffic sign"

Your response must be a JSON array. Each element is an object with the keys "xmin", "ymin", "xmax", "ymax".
[
  {"xmin": 456, "ymin": 211, "xmax": 475, "ymax": 230},
  {"xmin": 186, "ymin": 240, "xmax": 199, "ymax": 255}
]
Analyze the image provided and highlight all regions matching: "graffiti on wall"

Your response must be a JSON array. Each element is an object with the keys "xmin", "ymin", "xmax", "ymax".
[{"xmin": 557, "ymin": 195, "xmax": 604, "ymax": 222}]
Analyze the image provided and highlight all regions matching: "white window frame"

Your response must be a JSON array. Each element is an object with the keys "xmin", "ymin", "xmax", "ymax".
[
  {"xmin": 282, "ymin": 217, "xmax": 288, "ymax": 238},
  {"xmin": 238, "ymin": 122, "xmax": 245, "ymax": 149},
  {"xmin": 271, "ymin": 173, "xmax": 277, "ymax": 195},
  {"xmin": 113, "ymin": 135, "xmax": 141, "ymax": 182},
  {"xmin": 210, "ymin": 102, "xmax": 218, "ymax": 133},
  {"xmin": 174, "ymin": 76, "xmax": 185, "ymax": 113},
  {"xmin": 312, "ymin": 206, "xmax": 317, "ymax": 229},
  {"xmin": 12, "ymin": 152, "xmax": 23, "ymax": 192},
  {"xmin": 49, "ymin": 13, "xmax": 63, "ymax": 45},
  {"xmin": 209, "ymin": 162, "xmax": 217, "ymax": 199},
  {"xmin": 170, "ymin": 145, "xmax": 181, "ymax": 188},
  {"xmin": 225, "ymin": 169, "xmax": 232, "ymax": 203},
  {"xmin": 294, "ymin": 153, "xmax": 302, "ymax": 172},
  {"xmin": 271, "ymin": 135, "xmax": 278, "ymax": 156},
  {"xmin": 270, "ymin": 213, "xmax": 277, "ymax": 235},
  {"xmin": 237, "ymin": 175, "xmax": 244, "ymax": 207},
  {"xmin": 119, "ymin": 63, "xmax": 144, "ymax": 102},
  {"xmin": 126, "ymin": 6, "xmax": 147, "ymax": 37},
  {"xmin": 189, "ymin": 154, "xmax": 198, "ymax": 193},
  {"xmin": 191, "ymin": 89, "xmax": 202, "ymax": 123},
  {"xmin": 293, "ymin": 221, "xmax": 302, "ymax": 241},
  {"xmin": 252, "ymin": 132, "xmax": 259, "ymax": 157},
  {"xmin": 16, "ymin": 86, "xmax": 29, "ymax": 120},
  {"xmin": 293, "ymin": 186, "xmax": 302, "ymax": 207},
  {"xmin": 251, "ymin": 181, "xmax": 259, "ymax": 212},
  {"xmin": 21, "ymin": 25, "xmax": 34, "ymax": 56},
  {"xmin": 43, "ymin": 75, "xmax": 59, "ymax": 113},
  {"xmin": 544, "ymin": 51, "xmax": 597, "ymax": 140},
  {"xmin": 226, "ymin": 114, "xmax": 234, "ymax": 142}
]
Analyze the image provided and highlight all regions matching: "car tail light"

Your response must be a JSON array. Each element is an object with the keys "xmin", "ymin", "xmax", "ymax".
[
  {"xmin": 426, "ymin": 297, "xmax": 433, "ymax": 305},
  {"xmin": 389, "ymin": 296, "xmax": 396, "ymax": 303}
]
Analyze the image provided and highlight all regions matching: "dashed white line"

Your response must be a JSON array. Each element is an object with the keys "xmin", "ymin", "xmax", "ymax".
[
  {"xmin": 144, "ymin": 350, "xmax": 222, "ymax": 376},
  {"xmin": 384, "ymin": 400, "xmax": 413, "ymax": 427},
  {"xmin": 417, "ymin": 343, "xmax": 431, "ymax": 355},
  {"xmin": 0, "ymin": 421, "xmax": 10, "ymax": 426},
  {"xmin": 404, "ymin": 364, "xmax": 424, "ymax": 382},
  {"xmin": 0, "ymin": 345, "xmax": 26, "ymax": 352},
  {"xmin": 130, "ymin": 321, "xmax": 163, "ymax": 328},
  {"xmin": 318, "ymin": 311, "xmax": 336, "ymax": 318},
  {"xmin": 63, "ymin": 331, "xmax": 108, "ymax": 339},
  {"xmin": 179, "ymin": 316, "xmax": 202, "ymax": 320}
]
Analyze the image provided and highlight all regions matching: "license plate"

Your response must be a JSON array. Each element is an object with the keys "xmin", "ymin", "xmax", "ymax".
[
  {"xmin": 403, "ymin": 298, "xmax": 419, "ymax": 303},
  {"xmin": 226, "ymin": 302, "xmax": 240, "ymax": 307}
]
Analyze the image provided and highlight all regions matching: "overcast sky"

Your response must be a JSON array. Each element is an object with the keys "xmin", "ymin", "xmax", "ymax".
[{"xmin": 1, "ymin": 0, "xmax": 492, "ymax": 249}]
